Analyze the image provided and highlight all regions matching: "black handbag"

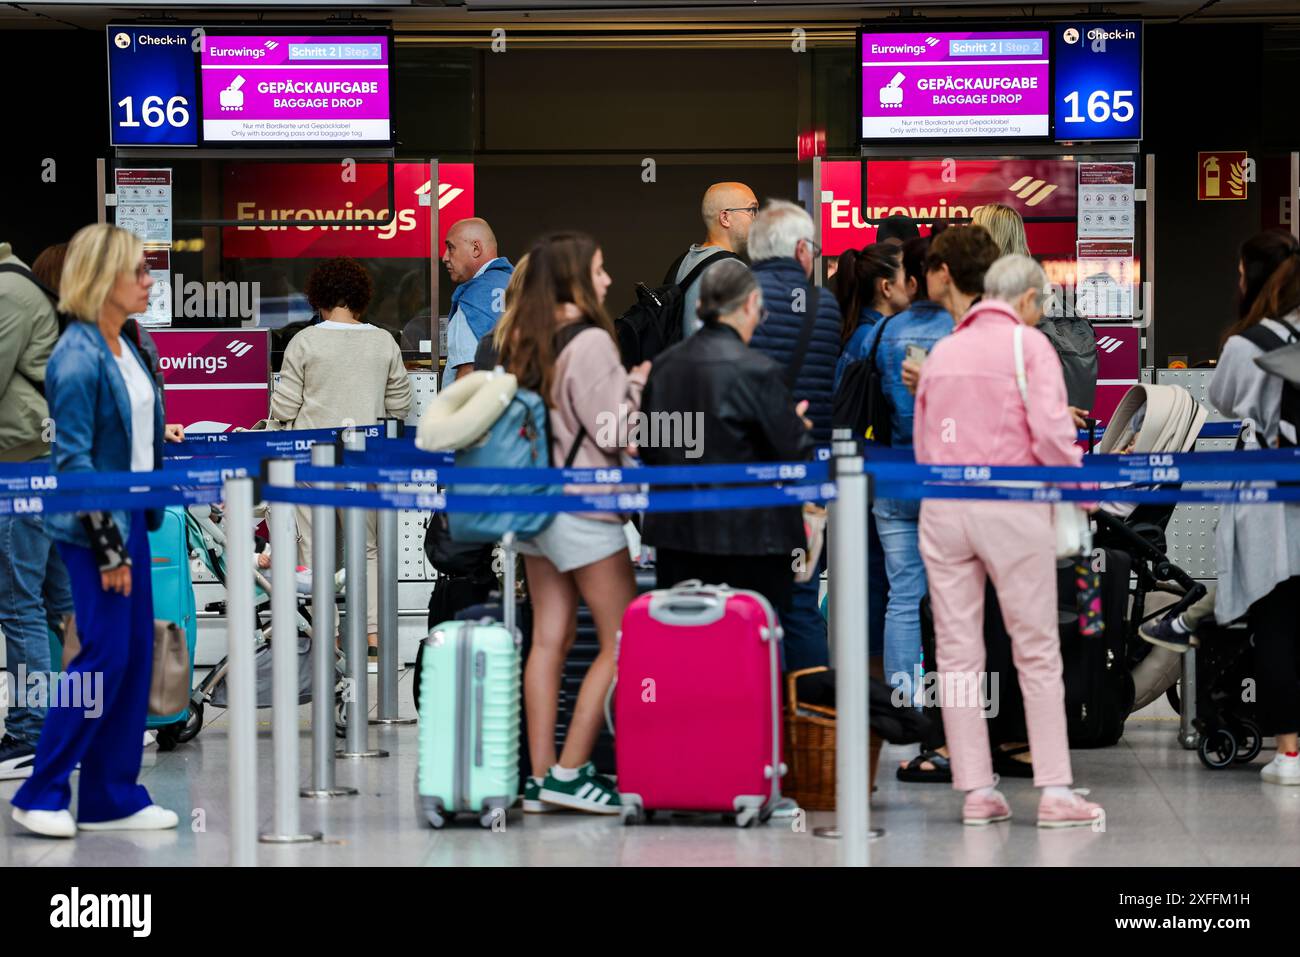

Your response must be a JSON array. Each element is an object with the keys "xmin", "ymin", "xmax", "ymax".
[{"xmin": 422, "ymin": 510, "xmax": 496, "ymax": 579}]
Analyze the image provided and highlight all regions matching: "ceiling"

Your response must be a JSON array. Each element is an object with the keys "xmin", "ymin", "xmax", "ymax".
[{"xmin": 7, "ymin": 0, "xmax": 1300, "ymax": 33}]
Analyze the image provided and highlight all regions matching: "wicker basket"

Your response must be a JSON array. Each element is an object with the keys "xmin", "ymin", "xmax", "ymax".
[{"xmin": 783, "ymin": 667, "xmax": 838, "ymax": 811}]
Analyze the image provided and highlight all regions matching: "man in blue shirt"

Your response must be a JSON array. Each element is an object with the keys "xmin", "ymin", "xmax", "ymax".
[{"xmin": 442, "ymin": 218, "xmax": 514, "ymax": 384}]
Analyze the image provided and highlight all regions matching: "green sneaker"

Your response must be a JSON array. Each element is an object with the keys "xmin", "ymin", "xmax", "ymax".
[
  {"xmin": 538, "ymin": 763, "xmax": 621, "ymax": 814},
  {"xmin": 522, "ymin": 777, "xmax": 554, "ymax": 814}
]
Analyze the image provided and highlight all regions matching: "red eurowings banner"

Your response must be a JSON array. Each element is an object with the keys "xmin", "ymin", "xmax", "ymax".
[{"xmin": 220, "ymin": 162, "xmax": 474, "ymax": 259}]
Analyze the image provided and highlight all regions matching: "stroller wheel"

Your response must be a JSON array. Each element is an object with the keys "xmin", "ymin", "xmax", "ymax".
[
  {"xmin": 1197, "ymin": 728, "xmax": 1238, "ymax": 769},
  {"xmin": 1231, "ymin": 719, "xmax": 1263, "ymax": 764},
  {"xmin": 174, "ymin": 700, "xmax": 205, "ymax": 744}
]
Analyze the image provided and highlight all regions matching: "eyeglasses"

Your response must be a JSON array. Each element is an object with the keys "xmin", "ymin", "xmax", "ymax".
[
  {"xmin": 801, "ymin": 238, "xmax": 822, "ymax": 258},
  {"xmin": 723, "ymin": 205, "xmax": 760, "ymax": 218},
  {"xmin": 134, "ymin": 263, "xmax": 151, "ymax": 281},
  {"xmin": 758, "ymin": 306, "xmax": 771, "ymax": 324}
]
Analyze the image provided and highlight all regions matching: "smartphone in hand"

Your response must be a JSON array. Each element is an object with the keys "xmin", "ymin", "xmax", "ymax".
[{"xmin": 905, "ymin": 343, "xmax": 928, "ymax": 365}]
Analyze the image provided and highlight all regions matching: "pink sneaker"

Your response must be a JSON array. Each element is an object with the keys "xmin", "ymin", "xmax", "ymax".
[
  {"xmin": 1037, "ymin": 790, "xmax": 1105, "ymax": 829},
  {"xmin": 962, "ymin": 790, "xmax": 1012, "ymax": 826}
]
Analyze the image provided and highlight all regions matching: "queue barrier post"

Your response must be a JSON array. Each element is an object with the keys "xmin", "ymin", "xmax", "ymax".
[
  {"xmin": 826, "ymin": 429, "xmax": 872, "ymax": 866},
  {"xmin": 223, "ymin": 476, "xmax": 260, "ymax": 866},
  {"xmin": 301, "ymin": 442, "xmax": 358, "ymax": 798},
  {"xmin": 259, "ymin": 459, "xmax": 323, "ymax": 844},
  {"xmin": 1179, "ymin": 647, "xmax": 1199, "ymax": 750},
  {"xmin": 339, "ymin": 431, "xmax": 388, "ymax": 759},
  {"xmin": 373, "ymin": 418, "xmax": 413, "ymax": 726}
]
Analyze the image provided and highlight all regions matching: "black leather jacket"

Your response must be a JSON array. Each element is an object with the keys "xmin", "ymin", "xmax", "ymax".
[{"xmin": 639, "ymin": 322, "xmax": 815, "ymax": 557}]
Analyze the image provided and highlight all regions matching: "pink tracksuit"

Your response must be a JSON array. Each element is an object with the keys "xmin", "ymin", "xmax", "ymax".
[{"xmin": 913, "ymin": 300, "xmax": 1083, "ymax": 790}]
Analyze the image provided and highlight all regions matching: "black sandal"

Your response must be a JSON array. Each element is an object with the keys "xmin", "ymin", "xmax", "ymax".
[
  {"xmin": 896, "ymin": 749, "xmax": 952, "ymax": 783},
  {"xmin": 992, "ymin": 744, "xmax": 1035, "ymax": 779}
]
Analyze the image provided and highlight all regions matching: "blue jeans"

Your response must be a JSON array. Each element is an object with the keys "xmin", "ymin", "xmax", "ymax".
[
  {"xmin": 783, "ymin": 562, "xmax": 829, "ymax": 673},
  {"xmin": 13, "ymin": 513, "xmax": 155, "ymax": 821},
  {"xmin": 0, "ymin": 514, "xmax": 74, "ymax": 746},
  {"xmin": 874, "ymin": 497, "xmax": 927, "ymax": 703},
  {"xmin": 868, "ymin": 511, "xmax": 888, "ymax": 659}
]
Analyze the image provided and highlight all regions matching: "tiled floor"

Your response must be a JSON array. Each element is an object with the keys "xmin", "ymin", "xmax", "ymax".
[{"xmin": 3, "ymin": 668, "xmax": 1298, "ymax": 866}]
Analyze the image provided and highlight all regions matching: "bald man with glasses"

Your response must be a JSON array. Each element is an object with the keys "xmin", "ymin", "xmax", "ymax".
[{"xmin": 671, "ymin": 182, "xmax": 757, "ymax": 340}]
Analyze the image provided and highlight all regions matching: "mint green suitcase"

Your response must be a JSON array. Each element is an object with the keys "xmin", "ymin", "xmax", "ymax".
[{"xmin": 417, "ymin": 540, "xmax": 521, "ymax": 829}]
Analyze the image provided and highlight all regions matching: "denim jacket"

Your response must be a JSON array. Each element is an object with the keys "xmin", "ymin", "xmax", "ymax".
[
  {"xmin": 833, "ymin": 307, "xmax": 886, "ymax": 391},
  {"xmin": 858, "ymin": 300, "xmax": 953, "ymax": 448},
  {"xmin": 44, "ymin": 321, "xmax": 165, "ymax": 549}
]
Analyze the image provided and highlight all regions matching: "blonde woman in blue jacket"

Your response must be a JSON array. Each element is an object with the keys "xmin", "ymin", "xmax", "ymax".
[{"xmin": 11, "ymin": 224, "xmax": 179, "ymax": 838}]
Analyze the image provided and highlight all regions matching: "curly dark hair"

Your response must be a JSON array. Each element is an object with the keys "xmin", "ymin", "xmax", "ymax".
[
  {"xmin": 305, "ymin": 257, "xmax": 374, "ymax": 316},
  {"xmin": 926, "ymin": 224, "xmax": 1001, "ymax": 297}
]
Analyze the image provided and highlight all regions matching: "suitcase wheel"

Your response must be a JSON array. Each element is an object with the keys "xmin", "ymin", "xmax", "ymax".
[
  {"xmin": 422, "ymin": 797, "xmax": 447, "ymax": 830},
  {"xmin": 734, "ymin": 807, "xmax": 759, "ymax": 828},
  {"xmin": 175, "ymin": 698, "xmax": 204, "ymax": 744},
  {"xmin": 1197, "ymin": 728, "xmax": 1238, "ymax": 769},
  {"xmin": 155, "ymin": 722, "xmax": 183, "ymax": 752},
  {"xmin": 620, "ymin": 805, "xmax": 644, "ymax": 826}
]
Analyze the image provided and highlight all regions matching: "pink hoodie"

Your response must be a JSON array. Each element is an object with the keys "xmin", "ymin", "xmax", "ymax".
[{"xmin": 913, "ymin": 299, "xmax": 1081, "ymax": 469}]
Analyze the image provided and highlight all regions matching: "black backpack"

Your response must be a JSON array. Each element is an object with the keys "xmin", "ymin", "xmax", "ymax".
[
  {"xmin": 832, "ymin": 314, "xmax": 898, "ymax": 445},
  {"xmin": 1239, "ymin": 316, "xmax": 1300, "ymax": 448},
  {"xmin": 614, "ymin": 249, "xmax": 739, "ymax": 368}
]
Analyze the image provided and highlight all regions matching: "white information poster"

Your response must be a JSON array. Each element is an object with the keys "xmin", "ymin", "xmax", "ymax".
[
  {"xmin": 1077, "ymin": 162, "xmax": 1135, "ymax": 239},
  {"xmin": 114, "ymin": 168, "xmax": 173, "ymax": 246},
  {"xmin": 132, "ymin": 248, "xmax": 172, "ymax": 328},
  {"xmin": 1076, "ymin": 240, "xmax": 1135, "ymax": 320}
]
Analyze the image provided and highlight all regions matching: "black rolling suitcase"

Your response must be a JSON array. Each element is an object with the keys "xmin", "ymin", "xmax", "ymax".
[{"xmin": 919, "ymin": 547, "xmax": 1133, "ymax": 750}]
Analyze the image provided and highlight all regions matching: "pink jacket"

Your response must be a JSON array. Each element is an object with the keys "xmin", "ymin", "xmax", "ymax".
[{"xmin": 913, "ymin": 300, "xmax": 1081, "ymax": 469}]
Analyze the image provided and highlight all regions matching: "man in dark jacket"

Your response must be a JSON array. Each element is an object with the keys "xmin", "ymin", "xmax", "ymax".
[
  {"xmin": 746, "ymin": 201, "xmax": 842, "ymax": 671},
  {"xmin": 640, "ymin": 258, "xmax": 814, "ymax": 622}
]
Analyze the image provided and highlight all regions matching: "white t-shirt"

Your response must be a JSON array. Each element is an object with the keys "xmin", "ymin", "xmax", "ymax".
[
  {"xmin": 113, "ymin": 348, "xmax": 155, "ymax": 472},
  {"xmin": 316, "ymin": 320, "xmax": 375, "ymax": 330}
]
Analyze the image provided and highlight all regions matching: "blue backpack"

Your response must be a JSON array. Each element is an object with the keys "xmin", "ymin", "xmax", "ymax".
[{"xmin": 448, "ymin": 322, "xmax": 593, "ymax": 543}]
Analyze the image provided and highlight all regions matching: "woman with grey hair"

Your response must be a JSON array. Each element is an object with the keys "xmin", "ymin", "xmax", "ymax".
[
  {"xmin": 913, "ymin": 252, "xmax": 1104, "ymax": 828},
  {"xmin": 640, "ymin": 258, "xmax": 816, "ymax": 618}
]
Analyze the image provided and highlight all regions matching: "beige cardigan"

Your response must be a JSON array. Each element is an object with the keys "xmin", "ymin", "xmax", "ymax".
[{"xmin": 270, "ymin": 325, "xmax": 412, "ymax": 430}]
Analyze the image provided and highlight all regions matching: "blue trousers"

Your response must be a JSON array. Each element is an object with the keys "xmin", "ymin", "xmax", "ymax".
[
  {"xmin": 12, "ymin": 514, "xmax": 154, "ymax": 822},
  {"xmin": 874, "ymin": 497, "xmax": 927, "ymax": 702},
  {"xmin": 0, "ymin": 513, "xmax": 74, "ymax": 745},
  {"xmin": 783, "ymin": 562, "xmax": 830, "ymax": 674}
]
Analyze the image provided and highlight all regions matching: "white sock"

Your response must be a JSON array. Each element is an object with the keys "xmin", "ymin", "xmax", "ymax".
[
  {"xmin": 1043, "ymin": 785, "xmax": 1075, "ymax": 800},
  {"xmin": 1171, "ymin": 615, "xmax": 1190, "ymax": 634},
  {"xmin": 550, "ymin": 764, "xmax": 580, "ymax": 783},
  {"xmin": 530, "ymin": 776, "xmax": 544, "ymax": 785},
  {"xmin": 969, "ymin": 785, "xmax": 999, "ymax": 799}
]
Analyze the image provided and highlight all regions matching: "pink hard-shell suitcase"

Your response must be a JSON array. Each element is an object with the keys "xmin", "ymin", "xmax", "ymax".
[{"xmin": 614, "ymin": 581, "xmax": 785, "ymax": 826}]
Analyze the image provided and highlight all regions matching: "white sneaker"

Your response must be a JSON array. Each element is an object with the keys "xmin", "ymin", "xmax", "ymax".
[
  {"xmin": 78, "ymin": 804, "xmax": 179, "ymax": 831},
  {"xmin": 1260, "ymin": 754, "xmax": 1300, "ymax": 786},
  {"xmin": 143, "ymin": 731, "xmax": 157, "ymax": 748},
  {"xmin": 12, "ymin": 807, "xmax": 77, "ymax": 838}
]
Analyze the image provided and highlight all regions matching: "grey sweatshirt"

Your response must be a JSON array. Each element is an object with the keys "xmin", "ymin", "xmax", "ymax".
[
  {"xmin": 270, "ymin": 324, "xmax": 413, "ymax": 430},
  {"xmin": 1209, "ymin": 312, "xmax": 1300, "ymax": 622}
]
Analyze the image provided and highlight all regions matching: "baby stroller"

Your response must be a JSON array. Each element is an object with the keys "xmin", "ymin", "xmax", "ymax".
[
  {"xmin": 1091, "ymin": 384, "xmax": 1209, "ymax": 712},
  {"xmin": 183, "ymin": 503, "xmax": 351, "ymax": 738},
  {"xmin": 1089, "ymin": 385, "xmax": 1263, "ymax": 767}
]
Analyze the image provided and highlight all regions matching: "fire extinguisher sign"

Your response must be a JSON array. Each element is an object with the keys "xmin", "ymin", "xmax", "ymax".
[{"xmin": 1198, "ymin": 151, "xmax": 1248, "ymax": 201}]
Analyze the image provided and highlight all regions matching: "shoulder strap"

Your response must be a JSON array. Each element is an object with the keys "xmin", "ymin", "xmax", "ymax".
[
  {"xmin": 1240, "ymin": 322, "xmax": 1287, "ymax": 352},
  {"xmin": 1013, "ymin": 323, "xmax": 1029, "ymax": 404},
  {"xmin": 0, "ymin": 262, "xmax": 57, "ymax": 301},
  {"xmin": 784, "ymin": 284, "xmax": 821, "ymax": 390},
  {"xmin": 865, "ymin": 312, "xmax": 899, "ymax": 369},
  {"xmin": 0, "ymin": 263, "xmax": 60, "ymax": 398},
  {"xmin": 675, "ymin": 249, "xmax": 740, "ymax": 293},
  {"xmin": 552, "ymin": 319, "xmax": 598, "ymax": 466}
]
